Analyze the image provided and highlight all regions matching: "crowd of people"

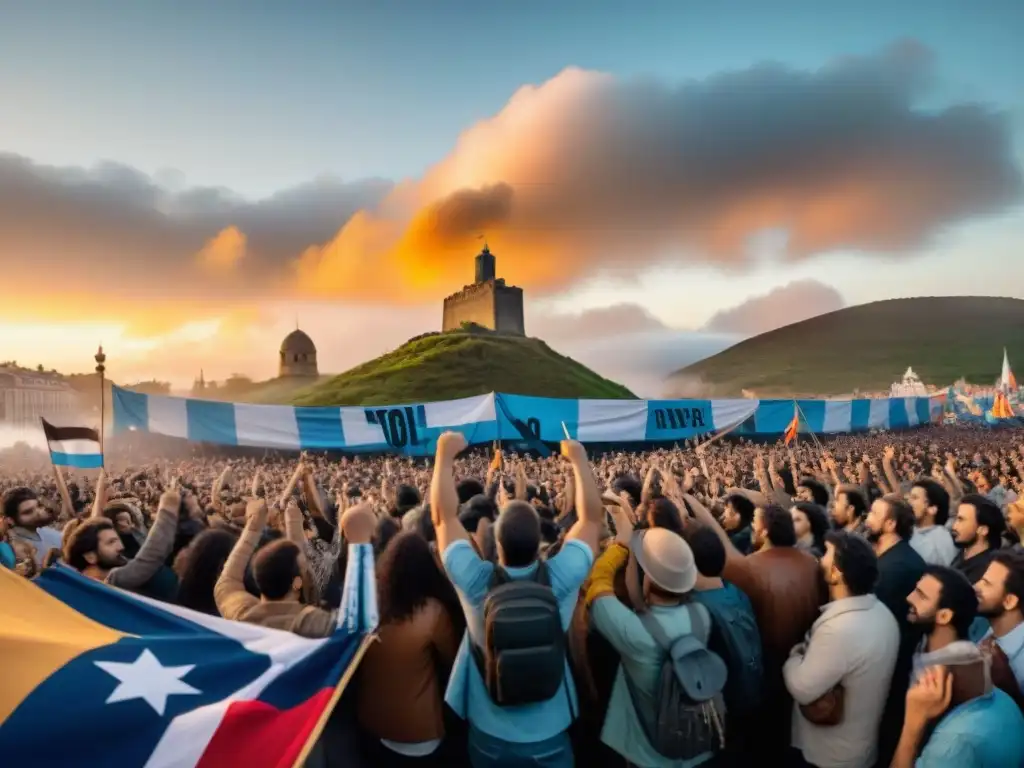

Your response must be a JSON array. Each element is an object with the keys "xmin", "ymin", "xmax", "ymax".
[{"xmin": 3, "ymin": 424, "xmax": 1024, "ymax": 767}]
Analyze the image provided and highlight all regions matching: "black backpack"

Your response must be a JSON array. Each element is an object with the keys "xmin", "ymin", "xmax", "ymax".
[
  {"xmin": 701, "ymin": 596, "xmax": 764, "ymax": 713},
  {"xmin": 470, "ymin": 561, "xmax": 569, "ymax": 707},
  {"xmin": 625, "ymin": 605, "xmax": 728, "ymax": 760}
]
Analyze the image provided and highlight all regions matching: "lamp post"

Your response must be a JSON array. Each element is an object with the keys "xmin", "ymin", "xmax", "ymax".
[{"xmin": 95, "ymin": 345, "xmax": 106, "ymax": 458}]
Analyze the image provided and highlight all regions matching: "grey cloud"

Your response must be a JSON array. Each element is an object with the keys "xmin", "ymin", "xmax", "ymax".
[
  {"xmin": 703, "ymin": 280, "xmax": 847, "ymax": 335},
  {"xmin": 414, "ymin": 40, "xmax": 1021, "ymax": 284},
  {"xmin": 0, "ymin": 152, "xmax": 391, "ymax": 296}
]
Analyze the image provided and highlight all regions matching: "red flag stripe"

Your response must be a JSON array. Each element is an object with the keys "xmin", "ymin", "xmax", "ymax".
[{"xmin": 195, "ymin": 687, "xmax": 334, "ymax": 768}]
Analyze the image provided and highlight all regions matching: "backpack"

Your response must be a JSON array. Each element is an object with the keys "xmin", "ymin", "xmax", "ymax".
[
  {"xmin": 625, "ymin": 605, "xmax": 728, "ymax": 760},
  {"xmin": 470, "ymin": 561, "xmax": 569, "ymax": 707},
  {"xmin": 701, "ymin": 594, "xmax": 764, "ymax": 713}
]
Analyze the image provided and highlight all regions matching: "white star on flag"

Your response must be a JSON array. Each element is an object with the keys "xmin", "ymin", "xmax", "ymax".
[{"xmin": 95, "ymin": 648, "xmax": 201, "ymax": 715}]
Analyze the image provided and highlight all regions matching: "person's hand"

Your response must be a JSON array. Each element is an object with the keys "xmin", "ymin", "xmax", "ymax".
[
  {"xmin": 905, "ymin": 666, "xmax": 953, "ymax": 727},
  {"xmin": 560, "ymin": 440, "xmax": 587, "ymax": 464},
  {"xmin": 341, "ymin": 501, "xmax": 376, "ymax": 545},
  {"xmin": 883, "ymin": 445, "xmax": 896, "ymax": 461},
  {"xmin": 159, "ymin": 479, "xmax": 181, "ymax": 514},
  {"xmin": 437, "ymin": 431, "xmax": 468, "ymax": 461},
  {"xmin": 245, "ymin": 498, "xmax": 268, "ymax": 529}
]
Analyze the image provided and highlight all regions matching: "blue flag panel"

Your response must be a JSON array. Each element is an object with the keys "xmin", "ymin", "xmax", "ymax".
[{"xmin": 111, "ymin": 385, "xmax": 942, "ymax": 456}]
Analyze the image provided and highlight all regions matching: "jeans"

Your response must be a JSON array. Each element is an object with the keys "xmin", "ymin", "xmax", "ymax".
[{"xmin": 468, "ymin": 726, "xmax": 573, "ymax": 768}]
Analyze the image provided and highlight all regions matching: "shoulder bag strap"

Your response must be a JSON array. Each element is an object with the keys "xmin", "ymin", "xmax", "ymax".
[
  {"xmin": 534, "ymin": 559, "xmax": 552, "ymax": 586},
  {"xmin": 490, "ymin": 564, "xmax": 510, "ymax": 588},
  {"xmin": 685, "ymin": 603, "xmax": 710, "ymax": 645},
  {"xmin": 638, "ymin": 610, "xmax": 675, "ymax": 651}
]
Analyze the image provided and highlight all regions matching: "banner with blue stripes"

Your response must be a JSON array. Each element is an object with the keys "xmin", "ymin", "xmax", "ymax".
[{"xmin": 112, "ymin": 386, "xmax": 942, "ymax": 457}]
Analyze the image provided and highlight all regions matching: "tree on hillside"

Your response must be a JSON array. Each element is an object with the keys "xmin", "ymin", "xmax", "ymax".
[{"xmin": 219, "ymin": 374, "xmax": 255, "ymax": 397}]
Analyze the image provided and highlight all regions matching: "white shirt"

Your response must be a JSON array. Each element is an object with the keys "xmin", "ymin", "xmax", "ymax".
[{"xmin": 910, "ymin": 525, "xmax": 958, "ymax": 567}]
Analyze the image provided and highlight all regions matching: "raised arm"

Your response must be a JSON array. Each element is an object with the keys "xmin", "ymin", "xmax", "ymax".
[
  {"xmin": 214, "ymin": 499, "xmax": 267, "ymax": 621},
  {"xmin": 561, "ymin": 440, "xmax": 604, "ymax": 558},
  {"xmin": 89, "ymin": 469, "xmax": 108, "ymax": 519},
  {"xmin": 106, "ymin": 487, "xmax": 180, "ymax": 591},
  {"xmin": 430, "ymin": 432, "xmax": 471, "ymax": 554},
  {"xmin": 882, "ymin": 446, "xmax": 902, "ymax": 494}
]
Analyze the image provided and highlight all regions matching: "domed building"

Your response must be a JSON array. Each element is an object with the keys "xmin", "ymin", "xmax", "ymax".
[{"xmin": 279, "ymin": 328, "xmax": 319, "ymax": 378}]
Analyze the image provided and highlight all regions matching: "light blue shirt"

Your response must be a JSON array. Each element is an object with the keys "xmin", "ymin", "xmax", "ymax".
[
  {"xmin": 590, "ymin": 596, "xmax": 714, "ymax": 768},
  {"xmin": 0, "ymin": 541, "xmax": 15, "ymax": 569},
  {"xmin": 441, "ymin": 538, "xmax": 594, "ymax": 743},
  {"xmin": 916, "ymin": 688, "xmax": 1024, "ymax": 767},
  {"xmin": 982, "ymin": 622, "xmax": 1024, "ymax": 692}
]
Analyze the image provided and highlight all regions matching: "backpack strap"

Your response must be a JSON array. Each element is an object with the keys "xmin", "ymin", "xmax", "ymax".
[
  {"xmin": 489, "ymin": 559, "xmax": 551, "ymax": 588},
  {"xmin": 685, "ymin": 604, "xmax": 711, "ymax": 645},
  {"xmin": 638, "ymin": 604, "xmax": 711, "ymax": 650},
  {"xmin": 638, "ymin": 610, "xmax": 675, "ymax": 651}
]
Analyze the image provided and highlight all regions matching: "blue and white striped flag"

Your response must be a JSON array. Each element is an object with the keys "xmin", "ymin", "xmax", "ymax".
[{"xmin": 41, "ymin": 418, "xmax": 103, "ymax": 469}]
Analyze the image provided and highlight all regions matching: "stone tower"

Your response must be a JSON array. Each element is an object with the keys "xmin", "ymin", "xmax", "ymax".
[
  {"xmin": 442, "ymin": 244, "xmax": 525, "ymax": 335},
  {"xmin": 279, "ymin": 328, "xmax": 319, "ymax": 377},
  {"xmin": 475, "ymin": 244, "xmax": 496, "ymax": 283}
]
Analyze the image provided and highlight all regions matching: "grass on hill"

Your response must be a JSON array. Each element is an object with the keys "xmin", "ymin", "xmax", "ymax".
[
  {"xmin": 672, "ymin": 296, "xmax": 1024, "ymax": 397},
  {"xmin": 292, "ymin": 330, "xmax": 636, "ymax": 406},
  {"xmin": 241, "ymin": 376, "xmax": 332, "ymax": 404}
]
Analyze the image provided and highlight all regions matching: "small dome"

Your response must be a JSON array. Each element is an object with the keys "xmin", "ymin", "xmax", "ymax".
[{"xmin": 280, "ymin": 329, "xmax": 316, "ymax": 355}]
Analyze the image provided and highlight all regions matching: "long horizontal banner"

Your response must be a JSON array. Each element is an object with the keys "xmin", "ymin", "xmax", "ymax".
[{"xmin": 111, "ymin": 386, "xmax": 944, "ymax": 457}]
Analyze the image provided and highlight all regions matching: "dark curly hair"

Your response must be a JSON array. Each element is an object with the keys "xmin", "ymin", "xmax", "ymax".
[
  {"xmin": 173, "ymin": 528, "xmax": 238, "ymax": 615},
  {"xmin": 376, "ymin": 531, "xmax": 462, "ymax": 627}
]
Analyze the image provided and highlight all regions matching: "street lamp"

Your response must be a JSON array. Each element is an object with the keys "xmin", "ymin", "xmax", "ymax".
[{"xmin": 95, "ymin": 345, "xmax": 106, "ymax": 456}]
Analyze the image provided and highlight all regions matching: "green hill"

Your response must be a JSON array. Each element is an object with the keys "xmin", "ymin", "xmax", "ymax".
[
  {"xmin": 292, "ymin": 329, "xmax": 636, "ymax": 406},
  {"xmin": 671, "ymin": 297, "xmax": 1024, "ymax": 397},
  {"xmin": 237, "ymin": 376, "xmax": 331, "ymax": 404}
]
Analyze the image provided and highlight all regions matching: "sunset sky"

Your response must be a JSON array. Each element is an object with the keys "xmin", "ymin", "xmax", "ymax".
[{"xmin": 2, "ymin": 0, "xmax": 1023, "ymax": 396}]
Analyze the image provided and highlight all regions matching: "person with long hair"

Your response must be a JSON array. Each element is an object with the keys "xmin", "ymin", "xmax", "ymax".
[
  {"xmin": 357, "ymin": 531, "xmax": 464, "ymax": 767},
  {"xmin": 174, "ymin": 528, "xmax": 238, "ymax": 615}
]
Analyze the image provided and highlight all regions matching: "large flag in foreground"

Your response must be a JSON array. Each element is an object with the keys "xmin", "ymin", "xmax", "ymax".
[{"xmin": 0, "ymin": 546, "xmax": 377, "ymax": 767}]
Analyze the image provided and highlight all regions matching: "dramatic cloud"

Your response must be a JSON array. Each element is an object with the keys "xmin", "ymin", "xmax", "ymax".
[
  {"xmin": 2, "ymin": 39, "xmax": 1021, "ymax": 336},
  {"xmin": 703, "ymin": 279, "xmax": 847, "ymax": 335},
  {"xmin": 0, "ymin": 153, "xmax": 391, "ymax": 329},
  {"xmin": 299, "ymin": 40, "xmax": 1022, "ymax": 299}
]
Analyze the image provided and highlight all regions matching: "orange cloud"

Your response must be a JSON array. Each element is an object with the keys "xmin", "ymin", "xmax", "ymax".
[
  {"xmin": 0, "ymin": 40, "xmax": 1020, "ymax": 325},
  {"xmin": 294, "ymin": 42, "xmax": 1021, "ymax": 301},
  {"xmin": 198, "ymin": 226, "xmax": 247, "ymax": 272}
]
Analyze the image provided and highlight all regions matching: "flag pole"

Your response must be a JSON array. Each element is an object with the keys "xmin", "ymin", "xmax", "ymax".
[
  {"xmin": 94, "ymin": 345, "xmax": 106, "ymax": 466},
  {"xmin": 794, "ymin": 400, "xmax": 825, "ymax": 454}
]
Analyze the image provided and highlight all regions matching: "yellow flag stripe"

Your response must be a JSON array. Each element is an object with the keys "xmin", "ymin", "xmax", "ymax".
[{"xmin": 0, "ymin": 568, "xmax": 127, "ymax": 725}]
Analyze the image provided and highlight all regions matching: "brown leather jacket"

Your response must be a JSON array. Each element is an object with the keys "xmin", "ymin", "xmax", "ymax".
[
  {"xmin": 723, "ymin": 546, "xmax": 825, "ymax": 669},
  {"xmin": 357, "ymin": 597, "xmax": 461, "ymax": 744}
]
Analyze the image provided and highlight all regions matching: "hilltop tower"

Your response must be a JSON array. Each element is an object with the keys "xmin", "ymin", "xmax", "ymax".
[
  {"xmin": 442, "ymin": 244, "xmax": 525, "ymax": 335},
  {"xmin": 279, "ymin": 328, "xmax": 319, "ymax": 377}
]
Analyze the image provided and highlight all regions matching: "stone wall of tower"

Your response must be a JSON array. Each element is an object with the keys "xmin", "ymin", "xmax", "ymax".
[
  {"xmin": 442, "ymin": 282, "xmax": 497, "ymax": 332},
  {"xmin": 494, "ymin": 284, "xmax": 525, "ymax": 335},
  {"xmin": 279, "ymin": 350, "xmax": 319, "ymax": 378}
]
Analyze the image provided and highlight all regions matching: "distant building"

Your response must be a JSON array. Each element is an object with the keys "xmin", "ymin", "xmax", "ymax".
[
  {"xmin": 0, "ymin": 366, "xmax": 79, "ymax": 427},
  {"xmin": 890, "ymin": 366, "xmax": 929, "ymax": 397},
  {"xmin": 442, "ymin": 244, "xmax": 525, "ymax": 335},
  {"xmin": 279, "ymin": 328, "xmax": 319, "ymax": 377}
]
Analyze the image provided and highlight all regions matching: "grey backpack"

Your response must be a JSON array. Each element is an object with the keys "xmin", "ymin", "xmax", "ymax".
[
  {"xmin": 470, "ymin": 562, "xmax": 570, "ymax": 708},
  {"xmin": 625, "ymin": 605, "xmax": 728, "ymax": 760}
]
